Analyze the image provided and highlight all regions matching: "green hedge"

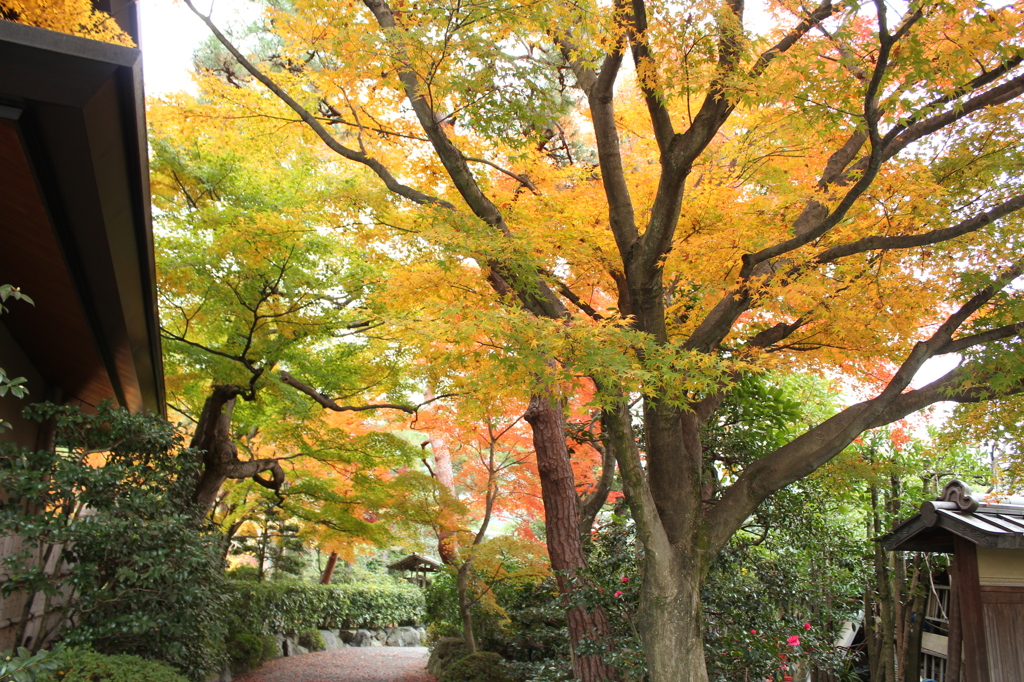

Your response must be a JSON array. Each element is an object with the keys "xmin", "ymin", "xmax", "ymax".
[
  {"xmin": 38, "ymin": 648, "xmax": 188, "ymax": 682},
  {"xmin": 225, "ymin": 580, "xmax": 424, "ymax": 635}
]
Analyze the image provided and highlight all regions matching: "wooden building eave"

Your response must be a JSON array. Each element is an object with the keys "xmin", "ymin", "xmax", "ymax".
[{"xmin": 0, "ymin": 19, "xmax": 163, "ymax": 415}]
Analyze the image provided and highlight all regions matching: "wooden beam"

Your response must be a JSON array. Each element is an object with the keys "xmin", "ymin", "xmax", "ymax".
[{"xmin": 954, "ymin": 536, "xmax": 990, "ymax": 682}]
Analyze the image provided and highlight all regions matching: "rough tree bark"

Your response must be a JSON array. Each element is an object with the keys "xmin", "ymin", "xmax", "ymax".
[
  {"xmin": 189, "ymin": 385, "xmax": 286, "ymax": 513},
  {"xmin": 526, "ymin": 395, "xmax": 617, "ymax": 682}
]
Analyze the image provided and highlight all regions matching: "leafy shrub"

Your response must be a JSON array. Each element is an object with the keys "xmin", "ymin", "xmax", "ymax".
[
  {"xmin": 439, "ymin": 652, "xmax": 512, "ymax": 682},
  {"xmin": 424, "ymin": 621, "xmax": 461, "ymax": 647},
  {"xmin": 424, "ymin": 565, "xmax": 570, "ymax": 682},
  {"xmin": 224, "ymin": 580, "xmax": 424, "ymax": 636},
  {"xmin": 225, "ymin": 565, "xmax": 260, "ymax": 581},
  {"xmin": 297, "ymin": 630, "xmax": 325, "ymax": 652},
  {"xmin": 225, "ymin": 634, "xmax": 277, "ymax": 672},
  {"xmin": 0, "ymin": 645, "xmax": 66, "ymax": 682},
  {"xmin": 37, "ymin": 648, "xmax": 187, "ymax": 682},
  {"xmin": 0, "ymin": 404, "xmax": 227, "ymax": 681},
  {"xmin": 426, "ymin": 638, "xmax": 467, "ymax": 678}
]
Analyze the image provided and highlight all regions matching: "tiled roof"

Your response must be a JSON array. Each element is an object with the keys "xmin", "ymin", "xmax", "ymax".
[{"xmin": 880, "ymin": 481, "xmax": 1024, "ymax": 552}]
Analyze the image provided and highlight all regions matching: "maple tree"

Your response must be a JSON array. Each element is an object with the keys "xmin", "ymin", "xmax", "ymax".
[
  {"xmin": 175, "ymin": 0, "xmax": 1024, "ymax": 678},
  {"xmin": 0, "ymin": 0, "xmax": 133, "ymax": 44},
  {"xmin": 150, "ymin": 111, "xmax": 426, "ymax": 515}
]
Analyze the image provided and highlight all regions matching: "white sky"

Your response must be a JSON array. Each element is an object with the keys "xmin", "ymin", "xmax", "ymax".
[{"xmin": 139, "ymin": 0, "xmax": 257, "ymax": 95}]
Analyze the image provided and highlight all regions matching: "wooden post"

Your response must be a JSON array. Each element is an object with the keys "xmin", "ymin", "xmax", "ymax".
[{"xmin": 953, "ymin": 537, "xmax": 989, "ymax": 682}]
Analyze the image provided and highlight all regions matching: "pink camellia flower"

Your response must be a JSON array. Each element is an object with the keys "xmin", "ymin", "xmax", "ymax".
[
  {"xmin": 787, "ymin": 635, "xmax": 801, "ymax": 647},
  {"xmin": 803, "ymin": 622, "xmax": 812, "ymax": 630},
  {"xmin": 750, "ymin": 630, "xmax": 757, "ymax": 635},
  {"xmin": 613, "ymin": 591, "xmax": 624, "ymax": 598},
  {"xmin": 621, "ymin": 576, "xmax": 630, "ymax": 582}
]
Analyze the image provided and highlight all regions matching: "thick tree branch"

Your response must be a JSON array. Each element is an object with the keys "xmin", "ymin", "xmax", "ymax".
[
  {"xmin": 685, "ymin": 60, "xmax": 1024, "ymax": 354},
  {"xmin": 814, "ymin": 194, "xmax": 1024, "ymax": 264},
  {"xmin": 578, "ymin": 437, "xmax": 617, "ymax": 537},
  {"xmin": 182, "ymin": 0, "xmax": 455, "ymax": 210},
  {"xmin": 706, "ymin": 261, "xmax": 1024, "ymax": 553},
  {"xmin": 361, "ymin": 0, "xmax": 567, "ymax": 320},
  {"xmin": 747, "ymin": 0, "xmax": 835, "ymax": 79},
  {"xmin": 625, "ymin": 0, "xmax": 674, "ymax": 153}
]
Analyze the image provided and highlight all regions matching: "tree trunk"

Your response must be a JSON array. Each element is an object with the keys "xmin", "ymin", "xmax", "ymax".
[
  {"xmin": 320, "ymin": 551, "xmax": 339, "ymax": 584},
  {"xmin": 636, "ymin": 545, "xmax": 710, "ymax": 682},
  {"xmin": 189, "ymin": 385, "xmax": 286, "ymax": 514},
  {"xmin": 525, "ymin": 394, "xmax": 616, "ymax": 682},
  {"xmin": 456, "ymin": 560, "xmax": 478, "ymax": 654}
]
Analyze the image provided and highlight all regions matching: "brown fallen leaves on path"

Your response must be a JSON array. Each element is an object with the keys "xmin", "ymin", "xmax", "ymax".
[{"xmin": 234, "ymin": 646, "xmax": 438, "ymax": 682}]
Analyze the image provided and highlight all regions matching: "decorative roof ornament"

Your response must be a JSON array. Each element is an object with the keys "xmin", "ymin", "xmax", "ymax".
[
  {"xmin": 939, "ymin": 479, "xmax": 981, "ymax": 512},
  {"xmin": 920, "ymin": 480, "xmax": 980, "ymax": 527}
]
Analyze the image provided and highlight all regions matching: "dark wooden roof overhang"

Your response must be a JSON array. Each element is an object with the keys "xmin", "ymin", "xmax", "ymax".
[
  {"xmin": 387, "ymin": 553, "xmax": 442, "ymax": 572},
  {"xmin": 0, "ymin": 19, "xmax": 163, "ymax": 414},
  {"xmin": 880, "ymin": 481, "xmax": 1024, "ymax": 553}
]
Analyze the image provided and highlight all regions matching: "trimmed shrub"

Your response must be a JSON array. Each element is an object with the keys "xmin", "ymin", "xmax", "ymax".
[
  {"xmin": 297, "ymin": 630, "xmax": 325, "ymax": 652},
  {"xmin": 439, "ymin": 652, "xmax": 513, "ymax": 682},
  {"xmin": 225, "ymin": 633, "xmax": 277, "ymax": 672},
  {"xmin": 426, "ymin": 638, "xmax": 467, "ymax": 678},
  {"xmin": 39, "ymin": 648, "xmax": 188, "ymax": 682},
  {"xmin": 224, "ymin": 580, "xmax": 424, "ymax": 636}
]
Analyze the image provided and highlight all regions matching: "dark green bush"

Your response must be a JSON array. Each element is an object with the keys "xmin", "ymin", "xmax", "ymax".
[
  {"xmin": 225, "ymin": 633, "xmax": 277, "ymax": 672},
  {"xmin": 39, "ymin": 648, "xmax": 188, "ymax": 682},
  {"xmin": 297, "ymin": 629, "xmax": 325, "ymax": 652},
  {"xmin": 0, "ymin": 404, "xmax": 227, "ymax": 682},
  {"xmin": 224, "ymin": 580, "xmax": 424, "ymax": 635},
  {"xmin": 439, "ymin": 652, "xmax": 512, "ymax": 682}
]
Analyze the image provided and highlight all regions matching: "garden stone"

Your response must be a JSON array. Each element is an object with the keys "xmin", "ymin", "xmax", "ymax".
[
  {"xmin": 373, "ymin": 628, "xmax": 388, "ymax": 642},
  {"xmin": 386, "ymin": 626, "xmax": 421, "ymax": 647},
  {"xmin": 339, "ymin": 629, "xmax": 356, "ymax": 644},
  {"xmin": 272, "ymin": 634, "xmax": 287, "ymax": 658},
  {"xmin": 281, "ymin": 636, "xmax": 309, "ymax": 656},
  {"xmin": 319, "ymin": 629, "xmax": 343, "ymax": 650},
  {"xmin": 350, "ymin": 629, "xmax": 376, "ymax": 647}
]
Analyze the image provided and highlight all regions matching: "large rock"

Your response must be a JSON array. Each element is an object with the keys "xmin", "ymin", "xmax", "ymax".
[
  {"xmin": 320, "ymin": 629, "xmax": 344, "ymax": 650},
  {"xmin": 339, "ymin": 630, "xmax": 356, "ymax": 644},
  {"xmin": 272, "ymin": 634, "xmax": 287, "ymax": 659},
  {"xmin": 427, "ymin": 637, "xmax": 467, "ymax": 678},
  {"xmin": 281, "ymin": 637, "xmax": 309, "ymax": 657},
  {"xmin": 386, "ymin": 626, "xmax": 421, "ymax": 647},
  {"xmin": 349, "ymin": 629, "xmax": 377, "ymax": 647}
]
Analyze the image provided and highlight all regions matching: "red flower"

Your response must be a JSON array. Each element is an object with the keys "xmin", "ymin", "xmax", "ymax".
[
  {"xmin": 614, "ymin": 591, "xmax": 624, "ymax": 598},
  {"xmin": 750, "ymin": 629, "xmax": 757, "ymax": 635},
  {"xmin": 621, "ymin": 576, "xmax": 630, "ymax": 582},
  {"xmin": 787, "ymin": 635, "xmax": 801, "ymax": 647},
  {"xmin": 803, "ymin": 622, "xmax": 811, "ymax": 630}
]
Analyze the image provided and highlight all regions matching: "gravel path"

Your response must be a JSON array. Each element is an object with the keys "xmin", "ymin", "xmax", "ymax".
[{"xmin": 234, "ymin": 647, "xmax": 437, "ymax": 682}]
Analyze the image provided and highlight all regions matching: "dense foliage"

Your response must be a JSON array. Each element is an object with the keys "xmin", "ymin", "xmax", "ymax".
[
  {"xmin": 0, "ymin": 404, "xmax": 226, "ymax": 681},
  {"xmin": 224, "ymin": 580, "xmax": 424, "ymax": 635},
  {"xmin": 37, "ymin": 648, "xmax": 188, "ymax": 682},
  {"xmin": 439, "ymin": 652, "xmax": 514, "ymax": 682}
]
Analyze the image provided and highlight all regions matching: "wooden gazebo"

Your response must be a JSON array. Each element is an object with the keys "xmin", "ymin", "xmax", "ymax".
[
  {"xmin": 387, "ymin": 553, "xmax": 442, "ymax": 587},
  {"xmin": 880, "ymin": 480, "xmax": 1024, "ymax": 682}
]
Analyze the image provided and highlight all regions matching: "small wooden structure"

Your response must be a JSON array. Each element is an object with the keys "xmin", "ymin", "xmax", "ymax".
[
  {"xmin": 880, "ymin": 480, "xmax": 1024, "ymax": 682},
  {"xmin": 387, "ymin": 553, "xmax": 442, "ymax": 587}
]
